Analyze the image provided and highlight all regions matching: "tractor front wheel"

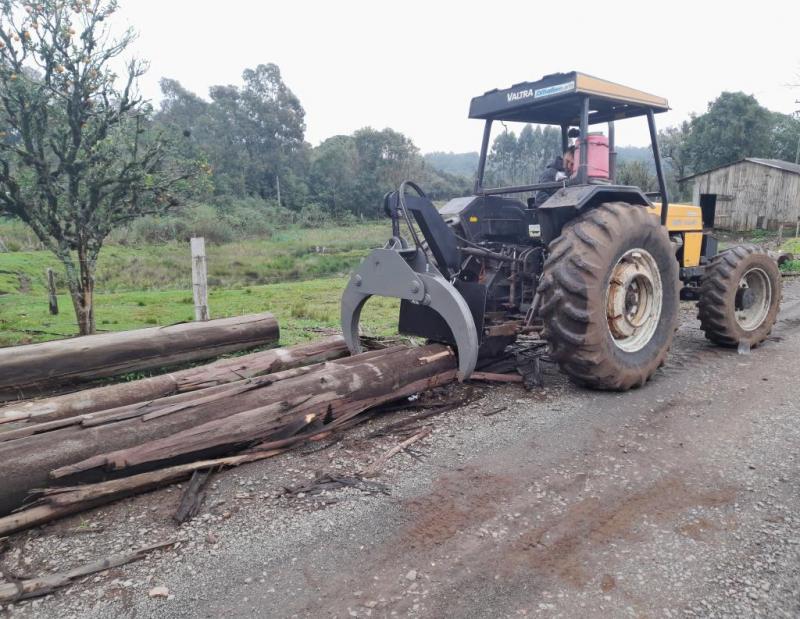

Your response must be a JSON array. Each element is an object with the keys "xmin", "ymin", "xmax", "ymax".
[
  {"xmin": 697, "ymin": 245, "xmax": 781, "ymax": 348},
  {"xmin": 539, "ymin": 202, "xmax": 680, "ymax": 390}
]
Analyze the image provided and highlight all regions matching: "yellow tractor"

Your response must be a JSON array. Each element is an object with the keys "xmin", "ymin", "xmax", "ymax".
[{"xmin": 341, "ymin": 72, "xmax": 782, "ymax": 390}]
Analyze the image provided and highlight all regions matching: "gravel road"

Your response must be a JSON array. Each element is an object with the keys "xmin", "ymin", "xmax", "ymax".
[{"xmin": 3, "ymin": 278, "xmax": 800, "ymax": 619}]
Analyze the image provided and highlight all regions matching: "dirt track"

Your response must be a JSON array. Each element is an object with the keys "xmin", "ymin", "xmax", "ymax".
[{"xmin": 4, "ymin": 278, "xmax": 800, "ymax": 618}]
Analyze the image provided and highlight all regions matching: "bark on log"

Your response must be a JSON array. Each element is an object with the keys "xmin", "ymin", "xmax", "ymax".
[
  {"xmin": 0, "ymin": 344, "xmax": 456, "ymax": 516},
  {"xmin": 0, "ymin": 313, "xmax": 280, "ymax": 402},
  {"xmin": 0, "ymin": 346, "xmax": 401, "ymax": 442},
  {"xmin": 469, "ymin": 371, "xmax": 524, "ymax": 383},
  {"xmin": 0, "ymin": 336, "xmax": 347, "ymax": 425},
  {"xmin": 0, "ymin": 541, "xmax": 175, "ymax": 603}
]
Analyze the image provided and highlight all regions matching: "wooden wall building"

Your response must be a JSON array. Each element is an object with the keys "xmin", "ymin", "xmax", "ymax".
[{"xmin": 680, "ymin": 158, "xmax": 800, "ymax": 231}]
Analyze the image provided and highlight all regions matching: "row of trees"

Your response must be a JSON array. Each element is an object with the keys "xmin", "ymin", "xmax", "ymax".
[
  {"xmin": 155, "ymin": 73, "xmax": 468, "ymax": 218},
  {"xmin": 612, "ymin": 93, "xmax": 800, "ymax": 198},
  {"xmin": 658, "ymin": 91, "xmax": 799, "ymax": 184},
  {"xmin": 484, "ymin": 124, "xmax": 562, "ymax": 188}
]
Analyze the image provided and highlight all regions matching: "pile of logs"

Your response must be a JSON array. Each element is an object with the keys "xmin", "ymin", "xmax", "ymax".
[{"xmin": 0, "ymin": 317, "xmax": 459, "ymax": 536}]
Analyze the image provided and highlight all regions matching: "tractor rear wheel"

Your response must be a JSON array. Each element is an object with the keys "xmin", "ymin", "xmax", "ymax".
[
  {"xmin": 697, "ymin": 244, "xmax": 781, "ymax": 348},
  {"xmin": 539, "ymin": 202, "xmax": 680, "ymax": 390}
]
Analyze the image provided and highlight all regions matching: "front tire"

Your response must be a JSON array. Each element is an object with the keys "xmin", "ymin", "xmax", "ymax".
[
  {"xmin": 538, "ymin": 202, "xmax": 680, "ymax": 390},
  {"xmin": 697, "ymin": 244, "xmax": 781, "ymax": 348}
]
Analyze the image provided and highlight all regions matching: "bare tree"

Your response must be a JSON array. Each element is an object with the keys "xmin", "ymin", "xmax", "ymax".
[{"xmin": 0, "ymin": 0, "xmax": 200, "ymax": 335}]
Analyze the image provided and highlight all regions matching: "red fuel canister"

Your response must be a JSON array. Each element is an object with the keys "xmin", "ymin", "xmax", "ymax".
[{"xmin": 573, "ymin": 133, "xmax": 609, "ymax": 179}]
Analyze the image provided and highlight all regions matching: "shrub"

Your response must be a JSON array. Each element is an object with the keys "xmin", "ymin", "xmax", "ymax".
[
  {"xmin": 186, "ymin": 205, "xmax": 236, "ymax": 244},
  {"xmin": 226, "ymin": 206, "xmax": 274, "ymax": 239},
  {"xmin": 122, "ymin": 216, "xmax": 190, "ymax": 245},
  {"xmin": 335, "ymin": 210, "xmax": 361, "ymax": 227},
  {"xmin": 296, "ymin": 204, "xmax": 330, "ymax": 228},
  {"xmin": 780, "ymin": 259, "xmax": 800, "ymax": 273}
]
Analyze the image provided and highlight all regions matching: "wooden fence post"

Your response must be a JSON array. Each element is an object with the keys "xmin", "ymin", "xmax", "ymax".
[
  {"xmin": 46, "ymin": 268, "xmax": 58, "ymax": 316},
  {"xmin": 190, "ymin": 237, "xmax": 210, "ymax": 322}
]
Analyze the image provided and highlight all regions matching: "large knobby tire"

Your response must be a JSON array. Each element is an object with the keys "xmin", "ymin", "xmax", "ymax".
[
  {"xmin": 539, "ymin": 202, "xmax": 680, "ymax": 391},
  {"xmin": 697, "ymin": 244, "xmax": 781, "ymax": 348}
]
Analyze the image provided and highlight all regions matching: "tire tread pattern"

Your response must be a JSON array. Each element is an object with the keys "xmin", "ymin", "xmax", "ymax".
[
  {"xmin": 697, "ymin": 244, "xmax": 781, "ymax": 348},
  {"xmin": 539, "ymin": 202, "xmax": 680, "ymax": 391}
]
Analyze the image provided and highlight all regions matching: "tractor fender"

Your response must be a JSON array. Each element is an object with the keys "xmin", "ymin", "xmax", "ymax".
[{"xmin": 537, "ymin": 185, "xmax": 651, "ymax": 244}]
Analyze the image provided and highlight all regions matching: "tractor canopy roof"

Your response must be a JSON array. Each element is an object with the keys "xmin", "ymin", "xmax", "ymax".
[{"xmin": 468, "ymin": 71, "xmax": 669, "ymax": 126}]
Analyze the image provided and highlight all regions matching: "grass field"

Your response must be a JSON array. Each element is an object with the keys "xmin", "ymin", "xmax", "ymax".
[
  {"xmin": 0, "ymin": 223, "xmax": 399, "ymax": 347},
  {"xmin": 0, "ymin": 223, "xmax": 389, "ymax": 296}
]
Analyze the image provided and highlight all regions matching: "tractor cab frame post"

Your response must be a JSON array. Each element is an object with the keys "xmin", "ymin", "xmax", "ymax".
[
  {"xmin": 474, "ymin": 119, "xmax": 493, "ymax": 194},
  {"xmin": 608, "ymin": 121, "xmax": 616, "ymax": 183},
  {"xmin": 647, "ymin": 108, "xmax": 669, "ymax": 225},
  {"xmin": 577, "ymin": 95, "xmax": 590, "ymax": 185}
]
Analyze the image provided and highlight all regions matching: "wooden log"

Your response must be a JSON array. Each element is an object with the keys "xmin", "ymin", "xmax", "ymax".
[
  {"xmin": 60, "ymin": 366, "xmax": 456, "ymax": 477},
  {"xmin": 0, "ymin": 370, "xmax": 450, "ymax": 536},
  {"xmin": 0, "ymin": 450, "xmax": 286, "ymax": 537},
  {"xmin": 0, "ymin": 336, "xmax": 347, "ymax": 425},
  {"xmin": 0, "ymin": 344, "xmax": 456, "ymax": 516},
  {"xmin": 0, "ymin": 344, "xmax": 399, "ymax": 437},
  {"xmin": 0, "ymin": 313, "xmax": 279, "ymax": 402},
  {"xmin": 0, "ymin": 540, "xmax": 175, "ymax": 603},
  {"xmin": 0, "ymin": 367, "xmax": 452, "ymax": 536},
  {"xmin": 52, "ymin": 349, "xmax": 455, "ymax": 477}
]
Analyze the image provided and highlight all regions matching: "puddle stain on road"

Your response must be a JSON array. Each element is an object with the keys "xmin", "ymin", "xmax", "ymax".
[
  {"xmin": 508, "ymin": 476, "xmax": 736, "ymax": 587},
  {"xmin": 401, "ymin": 468, "xmax": 515, "ymax": 549}
]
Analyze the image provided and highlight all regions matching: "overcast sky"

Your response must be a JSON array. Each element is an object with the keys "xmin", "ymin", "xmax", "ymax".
[{"xmin": 117, "ymin": 0, "xmax": 799, "ymax": 153}]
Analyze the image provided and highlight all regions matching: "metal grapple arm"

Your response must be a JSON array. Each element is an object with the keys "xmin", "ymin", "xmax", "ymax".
[{"xmin": 340, "ymin": 248, "xmax": 479, "ymax": 381}]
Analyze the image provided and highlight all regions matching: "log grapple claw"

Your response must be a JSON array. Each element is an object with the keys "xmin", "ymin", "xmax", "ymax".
[{"xmin": 341, "ymin": 248, "xmax": 479, "ymax": 381}]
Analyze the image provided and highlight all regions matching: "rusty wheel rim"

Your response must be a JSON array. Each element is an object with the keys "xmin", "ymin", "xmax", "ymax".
[{"xmin": 606, "ymin": 248, "xmax": 663, "ymax": 353}]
